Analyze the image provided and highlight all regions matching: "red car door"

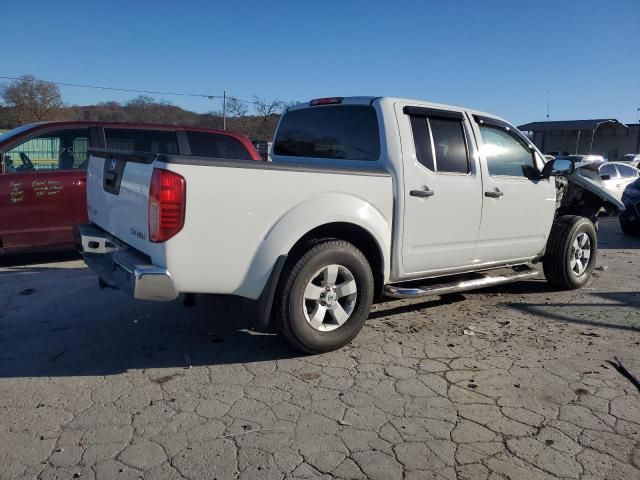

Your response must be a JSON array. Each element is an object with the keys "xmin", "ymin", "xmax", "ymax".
[
  {"xmin": 0, "ymin": 126, "xmax": 90, "ymax": 252},
  {"xmin": 0, "ymin": 168, "xmax": 39, "ymax": 249}
]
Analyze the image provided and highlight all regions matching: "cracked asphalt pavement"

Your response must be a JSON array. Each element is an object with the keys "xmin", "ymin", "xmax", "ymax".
[{"xmin": 0, "ymin": 218, "xmax": 639, "ymax": 480}]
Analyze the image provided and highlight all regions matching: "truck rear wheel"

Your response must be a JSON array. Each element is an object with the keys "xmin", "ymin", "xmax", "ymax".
[
  {"xmin": 543, "ymin": 215, "xmax": 597, "ymax": 290},
  {"xmin": 275, "ymin": 240, "xmax": 374, "ymax": 353}
]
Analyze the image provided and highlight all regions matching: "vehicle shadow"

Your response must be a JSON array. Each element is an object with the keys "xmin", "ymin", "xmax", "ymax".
[
  {"xmin": 0, "ymin": 250, "xmax": 80, "ymax": 268},
  {"xmin": 0, "ymin": 261, "xmax": 637, "ymax": 378},
  {"xmin": 368, "ymin": 293, "xmax": 466, "ymax": 320},
  {"xmin": 505, "ymin": 290, "xmax": 640, "ymax": 332},
  {"xmin": 597, "ymin": 217, "xmax": 640, "ymax": 249},
  {"xmin": 0, "ymin": 265, "xmax": 301, "ymax": 378}
]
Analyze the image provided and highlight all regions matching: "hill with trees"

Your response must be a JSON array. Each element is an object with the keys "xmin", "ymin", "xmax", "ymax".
[{"xmin": 0, "ymin": 75, "xmax": 288, "ymax": 141}]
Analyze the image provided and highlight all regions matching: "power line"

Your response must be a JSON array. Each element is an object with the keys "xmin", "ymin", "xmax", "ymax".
[{"xmin": 0, "ymin": 75, "xmax": 258, "ymax": 104}]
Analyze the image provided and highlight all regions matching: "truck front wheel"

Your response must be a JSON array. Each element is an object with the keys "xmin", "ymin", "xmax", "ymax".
[
  {"xmin": 275, "ymin": 240, "xmax": 374, "ymax": 353},
  {"xmin": 543, "ymin": 215, "xmax": 597, "ymax": 290}
]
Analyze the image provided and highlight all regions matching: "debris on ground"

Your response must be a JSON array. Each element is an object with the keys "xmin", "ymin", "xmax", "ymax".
[
  {"xmin": 613, "ymin": 356, "xmax": 640, "ymax": 391},
  {"xmin": 463, "ymin": 325, "xmax": 490, "ymax": 336},
  {"xmin": 216, "ymin": 427, "xmax": 288, "ymax": 439},
  {"xmin": 595, "ymin": 265, "xmax": 609, "ymax": 271}
]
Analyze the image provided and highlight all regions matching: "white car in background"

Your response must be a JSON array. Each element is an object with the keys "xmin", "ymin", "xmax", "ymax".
[
  {"xmin": 620, "ymin": 153, "xmax": 640, "ymax": 169},
  {"xmin": 577, "ymin": 161, "xmax": 640, "ymax": 200},
  {"xmin": 557, "ymin": 154, "xmax": 606, "ymax": 163}
]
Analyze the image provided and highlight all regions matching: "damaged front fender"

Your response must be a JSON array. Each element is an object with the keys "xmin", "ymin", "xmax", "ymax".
[
  {"xmin": 555, "ymin": 173, "xmax": 625, "ymax": 222},
  {"xmin": 567, "ymin": 173, "xmax": 625, "ymax": 211}
]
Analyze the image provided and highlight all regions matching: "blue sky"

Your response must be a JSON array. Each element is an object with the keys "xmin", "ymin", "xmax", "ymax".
[{"xmin": 3, "ymin": 0, "xmax": 639, "ymax": 125}]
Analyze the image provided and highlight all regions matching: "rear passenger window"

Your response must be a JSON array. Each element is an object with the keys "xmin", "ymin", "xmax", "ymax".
[
  {"xmin": 430, "ymin": 118, "xmax": 469, "ymax": 173},
  {"xmin": 409, "ymin": 116, "xmax": 434, "ymax": 171},
  {"xmin": 273, "ymin": 105, "xmax": 380, "ymax": 161},
  {"xmin": 408, "ymin": 115, "xmax": 469, "ymax": 173},
  {"xmin": 187, "ymin": 131, "xmax": 251, "ymax": 160},
  {"xmin": 105, "ymin": 129, "xmax": 178, "ymax": 154}
]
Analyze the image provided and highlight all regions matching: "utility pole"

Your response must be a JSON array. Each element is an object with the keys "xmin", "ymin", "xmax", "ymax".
[
  {"xmin": 546, "ymin": 89, "xmax": 550, "ymax": 122},
  {"xmin": 223, "ymin": 91, "xmax": 227, "ymax": 130},
  {"xmin": 545, "ymin": 89, "xmax": 550, "ymax": 154}
]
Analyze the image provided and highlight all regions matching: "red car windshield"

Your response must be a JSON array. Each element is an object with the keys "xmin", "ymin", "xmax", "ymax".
[{"xmin": 0, "ymin": 123, "xmax": 39, "ymax": 145}]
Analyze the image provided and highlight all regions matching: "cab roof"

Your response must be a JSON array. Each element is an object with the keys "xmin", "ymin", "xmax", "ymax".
[{"xmin": 289, "ymin": 96, "xmax": 510, "ymax": 126}]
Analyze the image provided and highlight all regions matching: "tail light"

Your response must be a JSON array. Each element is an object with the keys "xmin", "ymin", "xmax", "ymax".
[{"xmin": 149, "ymin": 168, "xmax": 185, "ymax": 242}]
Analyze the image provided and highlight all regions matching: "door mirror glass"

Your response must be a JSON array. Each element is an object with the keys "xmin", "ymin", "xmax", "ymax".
[{"xmin": 541, "ymin": 158, "xmax": 575, "ymax": 177}]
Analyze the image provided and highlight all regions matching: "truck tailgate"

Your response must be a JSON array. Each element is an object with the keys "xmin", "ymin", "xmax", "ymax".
[{"xmin": 86, "ymin": 152, "xmax": 160, "ymax": 257}]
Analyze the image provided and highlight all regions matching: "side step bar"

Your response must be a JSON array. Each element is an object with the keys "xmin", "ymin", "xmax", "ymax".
[{"xmin": 384, "ymin": 266, "xmax": 539, "ymax": 299}]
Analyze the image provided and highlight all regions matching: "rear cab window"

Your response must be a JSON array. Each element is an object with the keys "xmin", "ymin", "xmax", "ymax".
[
  {"xmin": 273, "ymin": 105, "xmax": 380, "ymax": 161},
  {"xmin": 186, "ymin": 131, "xmax": 252, "ymax": 160},
  {"xmin": 104, "ymin": 128, "xmax": 178, "ymax": 154}
]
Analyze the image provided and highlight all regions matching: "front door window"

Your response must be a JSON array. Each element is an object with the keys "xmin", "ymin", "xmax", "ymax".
[{"xmin": 4, "ymin": 128, "xmax": 90, "ymax": 173}]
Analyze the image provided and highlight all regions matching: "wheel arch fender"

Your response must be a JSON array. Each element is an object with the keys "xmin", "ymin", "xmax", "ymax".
[{"xmin": 236, "ymin": 192, "xmax": 392, "ymax": 302}]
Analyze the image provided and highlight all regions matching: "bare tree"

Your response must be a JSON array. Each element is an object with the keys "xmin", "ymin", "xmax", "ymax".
[
  {"xmin": 125, "ymin": 95, "xmax": 156, "ymax": 122},
  {"xmin": 0, "ymin": 75, "xmax": 63, "ymax": 123},
  {"xmin": 227, "ymin": 97, "xmax": 249, "ymax": 133},
  {"xmin": 253, "ymin": 96, "xmax": 284, "ymax": 139}
]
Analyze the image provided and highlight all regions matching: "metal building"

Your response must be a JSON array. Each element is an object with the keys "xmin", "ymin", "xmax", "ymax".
[{"xmin": 518, "ymin": 119, "xmax": 640, "ymax": 160}]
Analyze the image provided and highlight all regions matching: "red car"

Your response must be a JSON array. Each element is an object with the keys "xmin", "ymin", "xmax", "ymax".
[{"xmin": 0, "ymin": 121, "xmax": 260, "ymax": 254}]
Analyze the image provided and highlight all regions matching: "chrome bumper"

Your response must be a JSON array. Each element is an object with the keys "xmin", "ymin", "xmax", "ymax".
[{"xmin": 78, "ymin": 224, "xmax": 178, "ymax": 301}]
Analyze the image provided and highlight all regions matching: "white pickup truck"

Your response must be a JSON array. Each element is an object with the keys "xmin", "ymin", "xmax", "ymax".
[{"xmin": 79, "ymin": 96, "xmax": 624, "ymax": 353}]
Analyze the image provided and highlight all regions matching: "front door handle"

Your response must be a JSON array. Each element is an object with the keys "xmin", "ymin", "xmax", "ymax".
[
  {"xmin": 410, "ymin": 189, "xmax": 434, "ymax": 198},
  {"xmin": 485, "ymin": 190, "xmax": 504, "ymax": 198},
  {"xmin": 73, "ymin": 179, "xmax": 85, "ymax": 186}
]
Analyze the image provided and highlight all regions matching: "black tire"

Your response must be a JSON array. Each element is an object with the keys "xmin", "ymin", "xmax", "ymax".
[
  {"xmin": 543, "ymin": 215, "xmax": 597, "ymax": 290},
  {"xmin": 275, "ymin": 239, "xmax": 374, "ymax": 354}
]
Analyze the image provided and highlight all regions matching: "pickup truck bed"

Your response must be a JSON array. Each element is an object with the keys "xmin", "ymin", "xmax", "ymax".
[{"xmin": 85, "ymin": 151, "xmax": 393, "ymax": 300}]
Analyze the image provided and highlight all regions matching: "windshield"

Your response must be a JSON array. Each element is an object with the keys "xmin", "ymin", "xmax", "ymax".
[{"xmin": 0, "ymin": 123, "xmax": 39, "ymax": 144}]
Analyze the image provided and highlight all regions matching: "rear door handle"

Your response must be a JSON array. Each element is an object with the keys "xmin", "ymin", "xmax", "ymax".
[
  {"xmin": 410, "ymin": 189, "xmax": 434, "ymax": 198},
  {"xmin": 73, "ymin": 179, "xmax": 85, "ymax": 186},
  {"xmin": 485, "ymin": 190, "xmax": 504, "ymax": 198}
]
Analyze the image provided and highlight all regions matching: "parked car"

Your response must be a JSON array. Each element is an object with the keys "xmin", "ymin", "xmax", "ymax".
[
  {"xmin": 78, "ymin": 96, "xmax": 623, "ymax": 353},
  {"xmin": 619, "ymin": 178, "xmax": 640, "ymax": 234},
  {"xmin": 0, "ymin": 121, "xmax": 260, "ymax": 254},
  {"xmin": 576, "ymin": 161, "xmax": 640, "ymax": 200},
  {"xmin": 619, "ymin": 153, "xmax": 640, "ymax": 168}
]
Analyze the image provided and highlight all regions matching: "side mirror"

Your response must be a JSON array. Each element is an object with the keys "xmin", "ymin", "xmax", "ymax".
[{"xmin": 541, "ymin": 158, "xmax": 575, "ymax": 178}]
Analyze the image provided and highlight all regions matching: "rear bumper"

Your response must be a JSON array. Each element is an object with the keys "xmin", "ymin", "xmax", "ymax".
[{"xmin": 78, "ymin": 224, "xmax": 178, "ymax": 301}]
